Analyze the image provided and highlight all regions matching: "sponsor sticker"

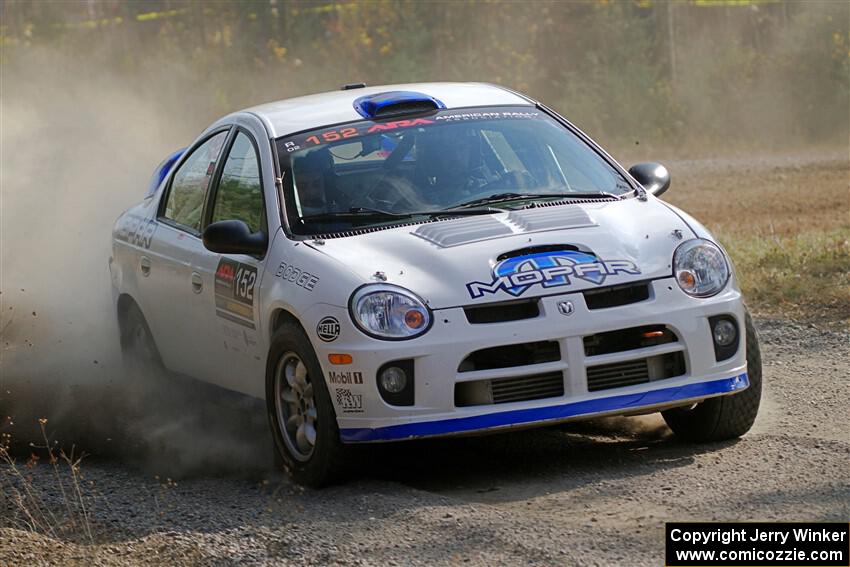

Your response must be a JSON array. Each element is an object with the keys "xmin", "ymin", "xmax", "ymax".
[
  {"xmin": 214, "ymin": 259, "xmax": 257, "ymax": 329},
  {"xmin": 328, "ymin": 371, "xmax": 363, "ymax": 385},
  {"xmin": 116, "ymin": 214, "xmax": 157, "ymax": 249},
  {"xmin": 316, "ymin": 316, "xmax": 340, "ymax": 342},
  {"xmin": 281, "ymin": 108, "xmax": 542, "ymax": 153},
  {"xmin": 466, "ymin": 249, "xmax": 640, "ymax": 299},
  {"xmin": 275, "ymin": 261, "xmax": 319, "ymax": 291},
  {"xmin": 335, "ymin": 388, "xmax": 364, "ymax": 414}
]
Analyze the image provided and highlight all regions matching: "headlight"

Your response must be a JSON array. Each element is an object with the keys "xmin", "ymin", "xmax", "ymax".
[
  {"xmin": 673, "ymin": 239, "xmax": 730, "ymax": 297},
  {"xmin": 350, "ymin": 284, "xmax": 432, "ymax": 340}
]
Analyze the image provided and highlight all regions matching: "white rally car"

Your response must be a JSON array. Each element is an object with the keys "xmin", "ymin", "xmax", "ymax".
[{"xmin": 111, "ymin": 83, "xmax": 761, "ymax": 486}]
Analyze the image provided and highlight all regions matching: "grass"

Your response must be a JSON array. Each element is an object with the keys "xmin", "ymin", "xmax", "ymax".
[
  {"xmin": 721, "ymin": 230, "xmax": 850, "ymax": 323},
  {"xmin": 0, "ymin": 419, "xmax": 95, "ymax": 543},
  {"xmin": 665, "ymin": 153, "xmax": 849, "ymax": 324}
]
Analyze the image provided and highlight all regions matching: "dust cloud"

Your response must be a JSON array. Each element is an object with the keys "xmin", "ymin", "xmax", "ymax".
[{"xmin": 0, "ymin": 49, "xmax": 270, "ymax": 477}]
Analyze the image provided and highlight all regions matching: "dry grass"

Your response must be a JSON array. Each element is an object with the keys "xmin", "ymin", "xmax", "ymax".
[
  {"xmin": 666, "ymin": 154, "xmax": 850, "ymax": 323},
  {"xmin": 721, "ymin": 230, "xmax": 850, "ymax": 321},
  {"xmin": 0, "ymin": 419, "xmax": 95, "ymax": 543}
]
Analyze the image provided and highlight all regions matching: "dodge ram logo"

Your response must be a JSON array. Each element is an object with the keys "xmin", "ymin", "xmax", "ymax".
[
  {"xmin": 466, "ymin": 249, "xmax": 640, "ymax": 299},
  {"xmin": 557, "ymin": 301, "xmax": 575, "ymax": 316}
]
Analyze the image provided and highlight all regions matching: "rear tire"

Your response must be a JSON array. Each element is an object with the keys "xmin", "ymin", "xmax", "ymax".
[
  {"xmin": 266, "ymin": 322, "xmax": 347, "ymax": 487},
  {"xmin": 119, "ymin": 302, "xmax": 163, "ymax": 374},
  {"xmin": 662, "ymin": 310, "xmax": 762, "ymax": 441}
]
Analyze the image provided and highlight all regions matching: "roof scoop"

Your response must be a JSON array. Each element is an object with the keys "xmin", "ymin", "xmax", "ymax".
[{"xmin": 353, "ymin": 91, "xmax": 446, "ymax": 120}]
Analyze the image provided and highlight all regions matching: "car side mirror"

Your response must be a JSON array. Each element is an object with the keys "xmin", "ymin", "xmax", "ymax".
[
  {"xmin": 628, "ymin": 162, "xmax": 671, "ymax": 197},
  {"xmin": 203, "ymin": 220, "xmax": 268, "ymax": 256}
]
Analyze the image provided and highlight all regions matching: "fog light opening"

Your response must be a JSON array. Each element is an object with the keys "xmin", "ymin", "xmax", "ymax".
[
  {"xmin": 380, "ymin": 366, "xmax": 407, "ymax": 394},
  {"xmin": 712, "ymin": 319, "xmax": 737, "ymax": 347}
]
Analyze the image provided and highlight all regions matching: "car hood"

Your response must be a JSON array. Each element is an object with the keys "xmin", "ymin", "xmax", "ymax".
[{"xmin": 306, "ymin": 197, "xmax": 693, "ymax": 309}]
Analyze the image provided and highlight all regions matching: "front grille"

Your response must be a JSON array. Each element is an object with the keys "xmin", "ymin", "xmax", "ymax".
[
  {"xmin": 492, "ymin": 372, "xmax": 565, "ymax": 404},
  {"xmin": 464, "ymin": 299, "xmax": 540, "ymax": 324},
  {"xmin": 583, "ymin": 282, "xmax": 650, "ymax": 310},
  {"xmin": 586, "ymin": 352, "xmax": 686, "ymax": 392},
  {"xmin": 458, "ymin": 340, "xmax": 561, "ymax": 372},
  {"xmin": 456, "ymin": 371, "xmax": 565, "ymax": 407},
  {"xmin": 583, "ymin": 325, "xmax": 677, "ymax": 356},
  {"xmin": 587, "ymin": 359, "xmax": 649, "ymax": 391}
]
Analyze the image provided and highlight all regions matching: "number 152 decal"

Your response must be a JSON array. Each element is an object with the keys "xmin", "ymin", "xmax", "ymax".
[{"xmin": 214, "ymin": 258, "xmax": 258, "ymax": 328}]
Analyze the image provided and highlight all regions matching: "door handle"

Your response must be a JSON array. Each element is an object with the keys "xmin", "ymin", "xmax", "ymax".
[
  {"xmin": 191, "ymin": 272, "xmax": 203, "ymax": 293},
  {"xmin": 140, "ymin": 256, "xmax": 151, "ymax": 277}
]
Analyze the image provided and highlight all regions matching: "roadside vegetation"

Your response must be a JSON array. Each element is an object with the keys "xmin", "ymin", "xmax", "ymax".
[
  {"xmin": 0, "ymin": 419, "xmax": 95, "ymax": 543},
  {"xmin": 725, "ymin": 230, "xmax": 849, "ymax": 323},
  {"xmin": 667, "ymin": 155, "xmax": 849, "ymax": 324},
  {"xmin": 1, "ymin": 1, "xmax": 847, "ymax": 153}
]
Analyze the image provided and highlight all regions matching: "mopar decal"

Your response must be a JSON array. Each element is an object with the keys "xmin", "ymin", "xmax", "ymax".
[
  {"xmin": 466, "ymin": 249, "xmax": 640, "ymax": 299},
  {"xmin": 116, "ymin": 214, "xmax": 157, "ymax": 249},
  {"xmin": 214, "ymin": 259, "xmax": 257, "ymax": 329}
]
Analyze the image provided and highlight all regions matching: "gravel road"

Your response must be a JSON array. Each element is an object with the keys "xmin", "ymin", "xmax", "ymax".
[{"xmin": 1, "ymin": 318, "xmax": 848, "ymax": 566}]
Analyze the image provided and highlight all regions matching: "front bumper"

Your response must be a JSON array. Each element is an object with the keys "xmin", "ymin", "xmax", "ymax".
[
  {"xmin": 308, "ymin": 277, "xmax": 748, "ymax": 443},
  {"xmin": 342, "ymin": 373, "xmax": 748, "ymax": 441}
]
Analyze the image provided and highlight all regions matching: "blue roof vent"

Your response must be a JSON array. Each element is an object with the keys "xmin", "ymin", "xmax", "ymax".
[
  {"xmin": 145, "ymin": 147, "xmax": 185, "ymax": 198},
  {"xmin": 353, "ymin": 91, "xmax": 446, "ymax": 120}
]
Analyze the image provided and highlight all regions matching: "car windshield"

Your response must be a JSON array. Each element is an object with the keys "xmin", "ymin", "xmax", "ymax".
[{"xmin": 276, "ymin": 106, "xmax": 631, "ymax": 235}]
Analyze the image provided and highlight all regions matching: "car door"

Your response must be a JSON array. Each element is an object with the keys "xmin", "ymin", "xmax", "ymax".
[
  {"xmin": 146, "ymin": 128, "xmax": 229, "ymax": 378},
  {"xmin": 190, "ymin": 128, "xmax": 270, "ymax": 394}
]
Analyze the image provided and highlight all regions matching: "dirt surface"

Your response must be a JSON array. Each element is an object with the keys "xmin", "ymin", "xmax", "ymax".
[
  {"xmin": 662, "ymin": 149, "xmax": 849, "ymax": 238},
  {"xmin": 1, "ymin": 318, "xmax": 848, "ymax": 566}
]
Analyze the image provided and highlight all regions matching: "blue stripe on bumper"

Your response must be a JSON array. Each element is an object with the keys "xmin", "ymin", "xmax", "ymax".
[{"xmin": 340, "ymin": 373, "xmax": 749, "ymax": 442}]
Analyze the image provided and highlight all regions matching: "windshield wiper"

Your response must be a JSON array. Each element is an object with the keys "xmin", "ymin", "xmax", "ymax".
[
  {"xmin": 300, "ymin": 206, "xmax": 502, "ymax": 223},
  {"xmin": 450, "ymin": 191, "xmax": 621, "ymax": 209}
]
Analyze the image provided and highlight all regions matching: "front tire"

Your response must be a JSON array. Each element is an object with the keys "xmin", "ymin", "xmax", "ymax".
[
  {"xmin": 662, "ymin": 310, "xmax": 762, "ymax": 441},
  {"xmin": 266, "ymin": 322, "xmax": 347, "ymax": 487}
]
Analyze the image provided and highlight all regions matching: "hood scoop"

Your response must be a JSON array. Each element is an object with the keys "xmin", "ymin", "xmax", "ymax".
[
  {"xmin": 412, "ymin": 206, "xmax": 598, "ymax": 248},
  {"xmin": 412, "ymin": 216, "xmax": 513, "ymax": 248},
  {"xmin": 506, "ymin": 207, "xmax": 596, "ymax": 232}
]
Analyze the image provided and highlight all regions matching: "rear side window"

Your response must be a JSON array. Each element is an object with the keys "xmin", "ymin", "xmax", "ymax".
[
  {"xmin": 211, "ymin": 132, "xmax": 265, "ymax": 233},
  {"xmin": 162, "ymin": 131, "xmax": 228, "ymax": 232}
]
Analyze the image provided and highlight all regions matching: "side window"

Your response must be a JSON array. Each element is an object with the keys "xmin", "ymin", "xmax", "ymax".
[
  {"xmin": 211, "ymin": 132, "xmax": 265, "ymax": 233},
  {"xmin": 162, "ymin": 131, "xmax": 228, "ymax": 232}
]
